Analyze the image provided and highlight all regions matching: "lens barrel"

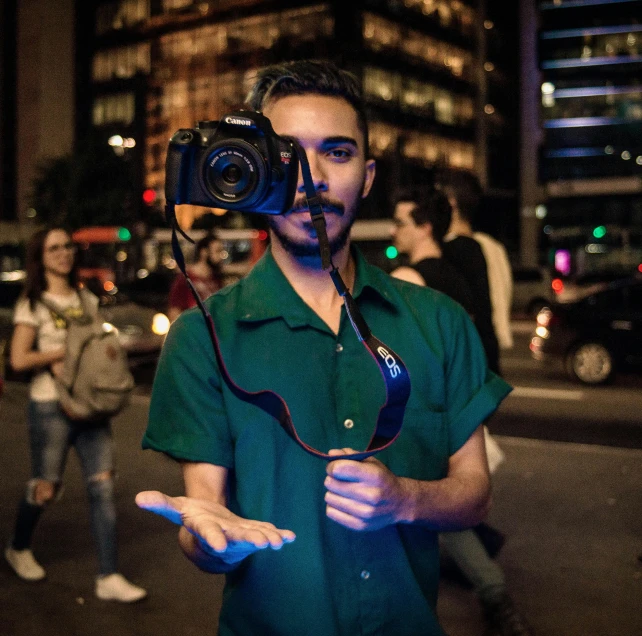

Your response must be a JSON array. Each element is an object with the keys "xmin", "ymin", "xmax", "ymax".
[{"xmin": 202, "ymin": 140, "xmax": 268, "ymax": 208}]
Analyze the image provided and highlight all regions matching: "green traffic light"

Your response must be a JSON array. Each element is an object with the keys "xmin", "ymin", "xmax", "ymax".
[
  {"xmin": 592, "ymin": 225, "xmax": 606, "ymax": 239},
  {"xmin": 118, "ymin": 227, "xmax": 132, "ymax": 241},
  {"xmin": 385, "ymin": 245, "xmax": 398, "ymax": 259}
]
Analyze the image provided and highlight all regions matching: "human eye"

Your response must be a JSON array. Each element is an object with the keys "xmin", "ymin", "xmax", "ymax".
[{"xmin": 326, "ymin": 147, "xmax": 353, "ymax": 161}]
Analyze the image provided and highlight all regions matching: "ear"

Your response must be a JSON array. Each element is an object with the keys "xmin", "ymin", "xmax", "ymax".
[
  {"xmin": 361, "ymin": 159, "xmax": 376, "ymax": 199},
  {"xmin": 419, "ymin": 222, "xmax": 434, "ymax": 240}
]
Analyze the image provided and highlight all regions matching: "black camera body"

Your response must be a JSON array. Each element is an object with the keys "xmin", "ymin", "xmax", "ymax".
[{"xmin": 165, "ymin": 111, "xmax": 299, "ymax": 215}]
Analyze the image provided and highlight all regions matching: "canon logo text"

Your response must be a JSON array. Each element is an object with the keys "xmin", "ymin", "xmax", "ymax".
[{"xmin": 225, "ymin": 116, "xmax": 253, "ymax": 127}]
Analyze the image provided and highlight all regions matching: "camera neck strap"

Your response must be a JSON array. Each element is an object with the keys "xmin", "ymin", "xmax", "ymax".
[{"xmin": 165, "ymin": 147, "xmax": 410, "ymax": 462}]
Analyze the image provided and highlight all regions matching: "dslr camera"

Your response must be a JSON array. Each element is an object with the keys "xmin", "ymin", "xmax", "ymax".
[{"xmin": 165, "ymin": 111, "xmax": 299, "ymax": 215}]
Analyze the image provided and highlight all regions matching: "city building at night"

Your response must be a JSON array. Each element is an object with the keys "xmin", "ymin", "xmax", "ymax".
[
  {"xmin": 1, "ymin": 1, "xmax": 519, "ymax": 257},
  {"xmin": 521, "ymin": 0, "xmax": 642, "ymax": 275},
  {"xmin": 77, "ymin": 0, "xmax": 518, "ymax": 238}
]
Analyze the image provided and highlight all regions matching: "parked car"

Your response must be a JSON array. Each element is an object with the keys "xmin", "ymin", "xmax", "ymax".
[
  {"xmin": 511, "ymin": 266, "xmax": 554, "ymax": 317},
  {"xmin": 530, "ymin": 275, "xmax": 642, "ymax": 385},
  {"xmin": 83, "ymin": 278, "xmax": 170, "ymax": 369},
  {"xmin": 553, "ymin": 268, "xmax": 639, "ymax": 304},
  {"xmin": 115, "ymin": 270, "xmax": 175, "ymax": 313}
]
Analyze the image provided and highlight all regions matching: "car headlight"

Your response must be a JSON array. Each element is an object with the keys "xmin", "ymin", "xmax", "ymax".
[
  {"xmin": 102, "ymin": 322, "xmax": 118, "ymax": 334},
  {"xmin": 536, "ymin": 307, "xmax": 552, "ymax": 327},
  {"xmin": 152, "ymin": 313, "xmax": 170, "ymax": 336},
  {"xmin": 535, "ymin": 326, "xmax": 550, "ymax": 339}
]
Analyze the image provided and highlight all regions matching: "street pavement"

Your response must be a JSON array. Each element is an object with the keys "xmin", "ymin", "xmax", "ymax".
[{"xmin": 1, "ymin": 382, "xmax": 641, "ymax": 636}]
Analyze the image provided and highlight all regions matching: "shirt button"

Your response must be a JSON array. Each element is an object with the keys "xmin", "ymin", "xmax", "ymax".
[
  {"xmin": 343, "ymin": 419, "xmax": 354, "ymax": 429},
  {"xmin": 336, "ymin": 343, "xmax": 343, "ymax": 352},
  {"xmin": 360, "ymin": 570, "xmax": 370, "ymax": 580}
]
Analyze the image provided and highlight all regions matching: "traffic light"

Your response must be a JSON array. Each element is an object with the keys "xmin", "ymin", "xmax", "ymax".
[
  {"xmin": 117, "ymin": 227, "xmax": 131, "ymax": 241},
  {"xmin": 385, "ymin": 246, "xmax": 398, "ymax": 259},
  {"xmin": 592, "ymin": 225, "xmax": 607, "ymax": 239},
  {"xmin": 142, "ymin": 188, "xmax": 156, "ymax": 205}
]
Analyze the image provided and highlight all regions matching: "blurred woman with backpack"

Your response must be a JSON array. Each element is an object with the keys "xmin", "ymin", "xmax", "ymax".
[{"xmin": 5, "ymin": 226, "xmax": 147, "ymax": 603}]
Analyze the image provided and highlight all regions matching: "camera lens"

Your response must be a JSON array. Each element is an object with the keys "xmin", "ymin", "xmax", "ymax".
[
  {"xmin": 222, "ymin": 164, "xmax": 243, "ymax": 185},
  {"xmin": 202, "ymin": 140, "xmax": 268, "ymax": 208}
]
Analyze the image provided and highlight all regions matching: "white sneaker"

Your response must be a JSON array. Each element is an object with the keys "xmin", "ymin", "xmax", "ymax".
[
  {"xmin": 4, "ymin": 547, "xmax": 46, "ymax": 581},
  {"xmin": 95, "ymin": 573, "xmax": 147, "ymax": 603}
]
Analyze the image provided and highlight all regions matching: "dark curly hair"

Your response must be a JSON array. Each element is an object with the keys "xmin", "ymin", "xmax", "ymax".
[
  {"xmin": 246, "ymin": 59, "xmax": 369, "ymax": 156},
  {"xmin": 435, "ymin": 171, "xmax": 482, "ymax": 224},
  {"xmin": 394, "ymin": 186, "xmax": 453, "ymax": 246},
  {"xmin": 22, "ymin": 226, "xmax": 80, "ymax": 311}
]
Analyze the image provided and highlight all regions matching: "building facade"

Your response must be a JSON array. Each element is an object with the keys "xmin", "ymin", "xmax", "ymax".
[
  {"xmin": 521, "ymin": 0, "xmax": 642, "ymax": 274},
  {"xmin": 1, "ymin": 0, "xmax": 76, "ymax": 241},
  {"xmin": 1, "ymin": 1, "xmax": 519, "ymax": 251},
  {"xmin": 80, "ymin": 0, "xmax": 518, "ymax": 237}
]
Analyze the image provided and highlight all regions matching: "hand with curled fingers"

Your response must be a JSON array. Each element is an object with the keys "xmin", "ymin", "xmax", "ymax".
[
  {"xmin": 135, "ymin": 491, "xmax": 296, "ymax": 566},
  {"xmin": 324, "ymin": 448, "xmax": 410, "ymax": 532}
]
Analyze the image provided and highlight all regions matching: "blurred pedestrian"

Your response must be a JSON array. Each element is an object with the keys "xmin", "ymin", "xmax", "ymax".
[
  {"xmin": 474, "ymin": 231, "xmax": 514, "ymax": 351},
  {"xmin": 390, "ymin": 188, "xmax": 533, "ymax": 636},
  {"xmin": 5, "ymin": 226, "xmax": 147, "ymax": 603},
  {"xmin": 390, "ymin": 185, "xmax": 474, "ymax": 315},
  {"xmin": 439, "ymin": 172, "xmax": 501, "ymax": 375},
  {"xmin": 167, "ymin": 233, "xmax": 225, "ymax": 322}
]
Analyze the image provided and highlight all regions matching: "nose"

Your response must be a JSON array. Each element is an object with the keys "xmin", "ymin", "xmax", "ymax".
[{"xmin": 297, "ymin": 151, "xmax": 328, "ymax": 194}]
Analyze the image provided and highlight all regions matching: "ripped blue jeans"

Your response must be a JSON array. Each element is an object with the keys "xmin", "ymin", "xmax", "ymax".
[{"xmin": 24, "ymin": 400, "xmax": 118, "ymax": 575}]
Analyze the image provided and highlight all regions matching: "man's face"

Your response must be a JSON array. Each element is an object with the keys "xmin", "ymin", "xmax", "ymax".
[
  {"xmin": 262, "ymin": 94, "xmax": 375, "ymax": 260},
  {"xmin": 391, "ymin": 201, "xmax": 422, "ymax": 255},
  {"xmin": 206, "ymin": 239, "xmax": 225, "ymax": 268}
]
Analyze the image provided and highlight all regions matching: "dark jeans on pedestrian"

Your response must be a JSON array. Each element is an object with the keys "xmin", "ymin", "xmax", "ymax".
[{"xmin": 10, "ymin": 400, "xmax": 118, "ymax": 575}]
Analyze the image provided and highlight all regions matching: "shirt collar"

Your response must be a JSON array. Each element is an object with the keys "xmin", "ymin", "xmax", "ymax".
[{"xmin": 235, "ymin": 245, "xmax": 397, "ymax": 327}]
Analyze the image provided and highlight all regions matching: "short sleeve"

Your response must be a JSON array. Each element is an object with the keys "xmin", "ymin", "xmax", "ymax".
[
  {"xmin": 442, "ymin": 306, "xmax": 512, "ymax": 455},
  {"xmin": 13, "ymin": 298, "xmax": 38, "ymax": 327},
  {"xmin": 142, "ymin": 308, "xmax": 234, "ymax": 467}
]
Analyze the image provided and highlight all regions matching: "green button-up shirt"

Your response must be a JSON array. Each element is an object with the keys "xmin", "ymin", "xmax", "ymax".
[{"xmin": 143, "ymin": 246, "xmax": 511, "ymax": 636}]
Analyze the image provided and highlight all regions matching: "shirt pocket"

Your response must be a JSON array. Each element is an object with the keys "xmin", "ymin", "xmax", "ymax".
[{"xmin": 382, "ymin": 406, "xmax": 450, "ymax": 481}]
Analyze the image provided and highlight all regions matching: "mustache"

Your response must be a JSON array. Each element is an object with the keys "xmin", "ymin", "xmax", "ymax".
[{"xmin": 287, "ymin": 195, "xmax": 345, "ymax": 216}]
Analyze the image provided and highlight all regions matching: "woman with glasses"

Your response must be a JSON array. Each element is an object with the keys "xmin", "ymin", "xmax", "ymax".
[{"xmin": 5, "ymin": 226, "xmax": 147, "ymax": 603}]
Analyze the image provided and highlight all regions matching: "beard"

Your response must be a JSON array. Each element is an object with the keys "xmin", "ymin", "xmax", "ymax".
[{"xmin": 267, "ymin": 193, "xmax": 358, "ymax": 260}]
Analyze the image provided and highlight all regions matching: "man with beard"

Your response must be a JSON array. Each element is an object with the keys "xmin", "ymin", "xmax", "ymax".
[
  {"xmin": 136, "ymin": 60, "xmax": 511, "ymax": 636},
  {"xmin": 167, "ymin": 234, "xmax": 225, "ymax": 322}
]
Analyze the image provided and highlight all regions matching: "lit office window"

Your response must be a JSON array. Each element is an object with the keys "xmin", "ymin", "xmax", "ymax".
[
  {"xmin": 162, "ymin": 0, "xmax": 264, "ymax": 12},
  {"xmin": 362, "ymin": 14, "xmax": 401, "ymax": 51},
  {"xmin": 162, "ymin": 0, "xmax": 192, "ymax": 10},
  {"xmin": 363, "ymin": 13, "xmax": 475, "ymax": 82},
  {"xmin": 541, "ymin": 26, "xmax": 642, "ymax": 69},
  {"xmin": 542, "ymin": 85, "xmax": 642, "ymax": 121},
  {"xmin": 363, "ymin": 67, "xmax": 401, "ymax": 103},
  {"xmin": 399, "ymin": 0, "xmax": 475, "ymax": 38},
  {"xmin": 364, "ymin": 67, "xmax": 473, "ymax": 126},
  {"xmin": 434, "ymin": 90, "xmax": 455, "ymax": 125},
  {"xmin": 401, "ymin": 79, "xmax": 436, "ymax": 112},
  {"xmin": 159, "ymin": 5, "xmax": 333, "ymax": 60},
  {"xmin": 369, "ymin": 122, "xmax": 401, "ymax": 156},
  {"xmin": 92, "ymin": 44, "xmax": 151, "ymax": 81},
  {"xmin": 92, "ymin": 93, "xmax": 136, "ymax": 126},
  {"xmin": 403, "ymin": 131, "xmax": 474, "ymax": 170},
  {"xmin": 368, "ymin": 121, "xmax": 473, "ymax": 170},
  {"xmin": 96, "ymin": 0, "xmax": 150, "ymax": 35}
]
